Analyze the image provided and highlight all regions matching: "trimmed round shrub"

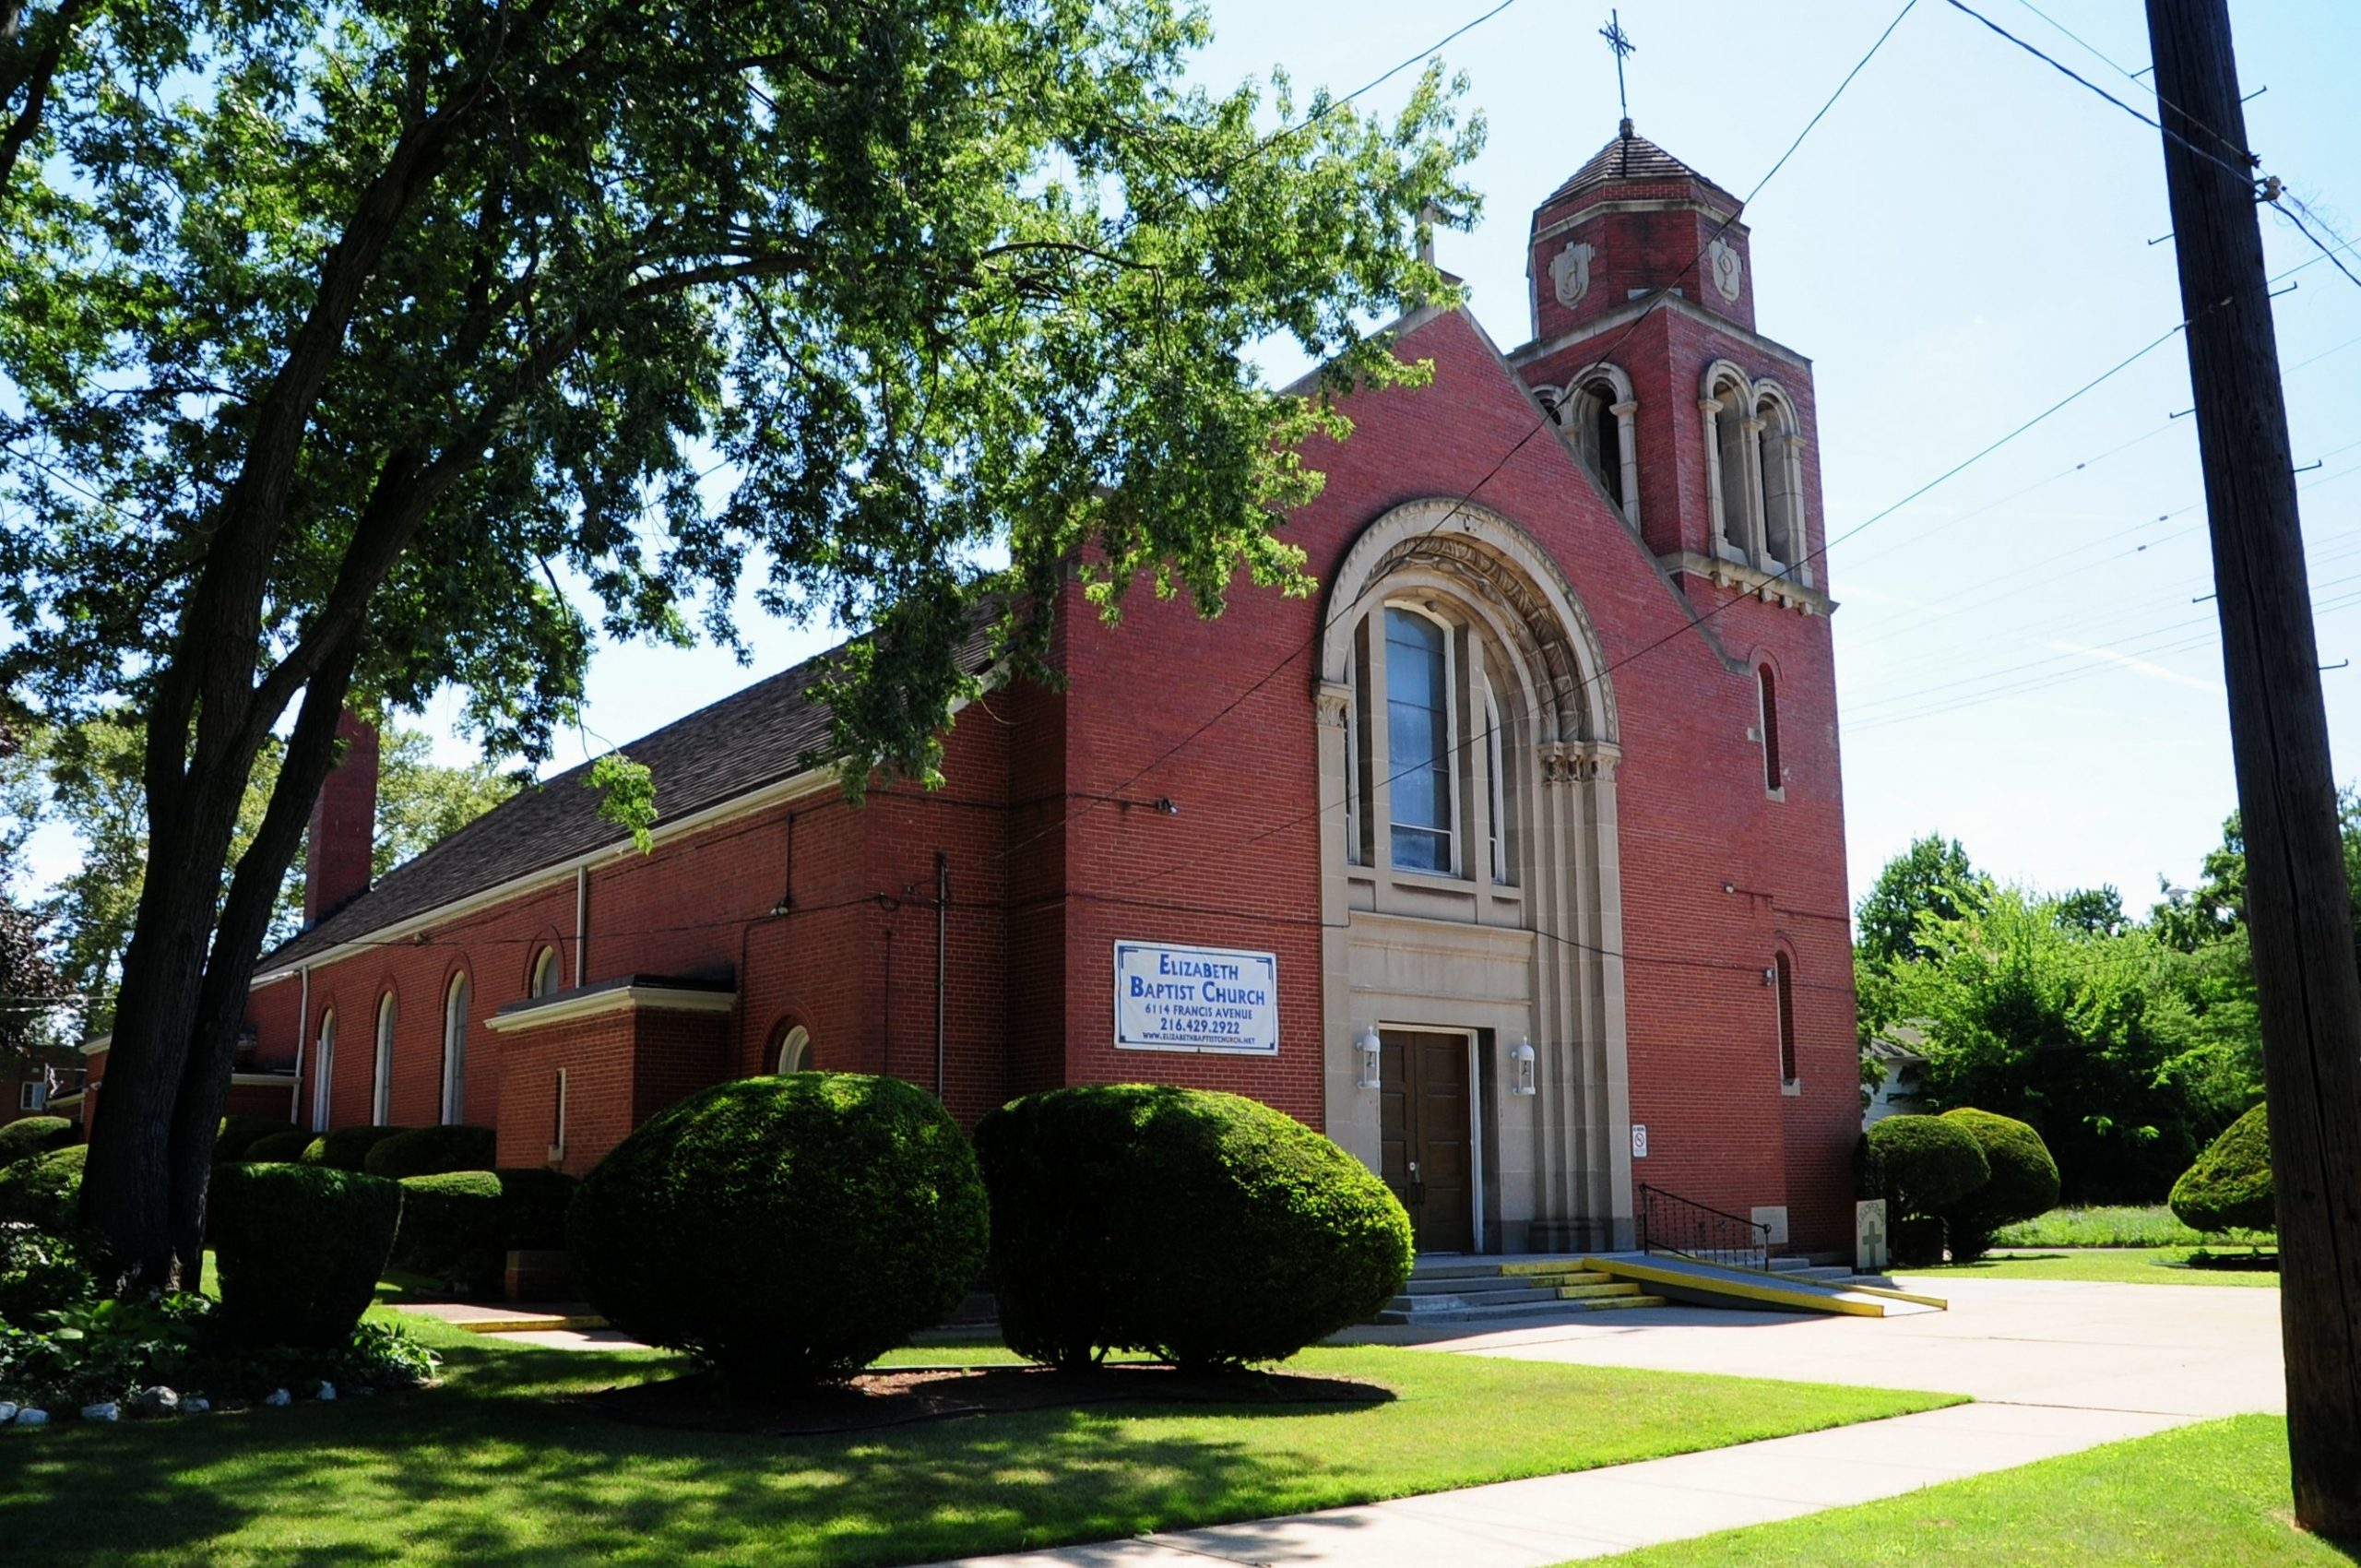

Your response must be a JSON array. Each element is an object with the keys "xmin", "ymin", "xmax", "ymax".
[
  {"xmin": 301, "ymin": 1124, "xmax": 414, "ymax": 1171},
  {"xmin": 1936, "ymin": 1109, "xmax": 2061, "ymax": 1263},
  {"xmin": 0, "ymin": 1116, "xmax": 77, "ymax": 1170},
  {"xmin": 2171, "ymin": 1104, "xmax": 2275, "ymax": 1235},
  {"xmin": 208, "ymin": 1163, "xmax": 403, "ymax": 1348},
  {"xmin": 1868, "ymin": 1113, "xmax": 1990, "ymax": 1218},
  {"xmin": 395, "ymin": 1171, "xmax": 504, "ymax": 1291},
  {"xmin": 568, "ymin": 1074, "xmax": 987, "ymax": 1386},
  {"xmin": 394, "ymin": 1169, "xmax": 576, "ymax": 1293},
  {"xmin": 215, "ymin": 1114, "xmax": 296, "ymax": 1162},
  {"xmin": 363, "ymin": 1123, "xmax": 496, "ymax": 1180},
  {"xmin": 0, "ymin": 1144, "xmax": 86, "ymax": 1231},
  {"xmin": 975, "ymin": 1084, "xmax": 1416, "ymax": 1372},
  {"xmin": 0, "ymin": 1220, "xmax": 99, "ymax": 1324},
  {"xmin": 242, "ymin": 1128, "xmax": 315, "ymax": 1163}
]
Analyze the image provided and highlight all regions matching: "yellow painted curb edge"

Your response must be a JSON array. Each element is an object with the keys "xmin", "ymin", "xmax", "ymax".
[{"xmin": 1569, "ymin": 1257, "xmax": 1891, "ymax": 1317}]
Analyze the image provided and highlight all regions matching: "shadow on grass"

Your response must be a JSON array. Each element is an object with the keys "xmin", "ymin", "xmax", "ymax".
[{"xmin": 0, "ymin": 1336, "xmax": 1400, "ymax": 1568}]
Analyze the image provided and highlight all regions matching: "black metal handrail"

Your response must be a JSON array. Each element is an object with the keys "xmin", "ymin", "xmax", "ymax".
[{"xmin": 1636, "ymin": 1182, "xmax": 1773, "ymax": 1272}]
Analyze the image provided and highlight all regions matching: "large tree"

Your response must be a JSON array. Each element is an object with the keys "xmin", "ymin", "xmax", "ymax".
[
  {"xmin": 23, "ymin": 717, "xmax": 518, "ymax": 1040},
  {"xmin": 0, "ymin": 2, "xmax": 1477, "ymax": 1282}
]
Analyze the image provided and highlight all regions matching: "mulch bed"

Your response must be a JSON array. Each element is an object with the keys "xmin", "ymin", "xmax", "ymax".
[
  {"xmin": 2184, "ymin": 1251, "xmax": 2280, "ymax": 1273},
  {"xmin": 581, "ymin": 1362, "xmax": 1393, "ymax": 1436}
]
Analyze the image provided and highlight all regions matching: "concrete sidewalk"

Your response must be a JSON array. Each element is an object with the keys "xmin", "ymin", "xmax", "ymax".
[{"xmin": 922, "ymin": 1276, "xmax": 2283, "ymax": 1568}]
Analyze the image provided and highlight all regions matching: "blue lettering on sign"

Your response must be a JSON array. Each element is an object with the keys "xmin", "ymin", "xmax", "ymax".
[{"xmin": 1114, "ymin": 941, "xmax": 1280, "ymax": 1056}]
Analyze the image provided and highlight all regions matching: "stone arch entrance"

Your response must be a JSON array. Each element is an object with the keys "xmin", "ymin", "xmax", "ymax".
[{"xmin": 1314, "ymin": 497, "xmax": 1634, "ymax": 1253}]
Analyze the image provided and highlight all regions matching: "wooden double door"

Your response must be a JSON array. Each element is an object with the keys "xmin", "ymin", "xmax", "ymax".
[{"xmin": 1379, "ymin": 1028, "xmax": 1475, "ymax": 1253}]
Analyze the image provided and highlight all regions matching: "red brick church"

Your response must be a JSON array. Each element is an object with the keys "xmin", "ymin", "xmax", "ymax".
[{"xmin": 86, "ymin": 122, "xmax": 1863, "ymax": 1254}]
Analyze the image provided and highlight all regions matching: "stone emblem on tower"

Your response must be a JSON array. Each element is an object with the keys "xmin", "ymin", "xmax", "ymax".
[
  {"xmin": 1550, "ymin": 240, "xmax": 1596, "ymax": 307},
  {"xmin": 1707, "ymin": 235, "xmax": 1743, "ymax": 302}
]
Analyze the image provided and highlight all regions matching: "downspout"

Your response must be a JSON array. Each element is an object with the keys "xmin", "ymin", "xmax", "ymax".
[
  {"xmin": 292, "ymin": 965, "xmax": 311, "ymax": 1124},
  {"xmin": 574, "ymin": 866, "xmax": 589, "ymax": 986},
  {"xmin": 934, "ymin": 850, "xmax": 949, "ymax": 1102}
]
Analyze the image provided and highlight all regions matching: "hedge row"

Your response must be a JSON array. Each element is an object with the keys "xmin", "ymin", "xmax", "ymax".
[{"xmin": 394, "ymin": 1169, "xmax": 575, "ymax": 1292}]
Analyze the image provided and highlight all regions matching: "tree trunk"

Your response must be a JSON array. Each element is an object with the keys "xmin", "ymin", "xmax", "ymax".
[{"xmin": 2148, "ymin": 0, "xmax": 2361, "ymax": 1538}]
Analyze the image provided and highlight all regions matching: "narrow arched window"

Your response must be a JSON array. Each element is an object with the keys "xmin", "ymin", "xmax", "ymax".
[
  {"xmin": 441, "ymin": 972, "xmax": 469, "ymax": 1124},
  {"xmin": 1484, "ymin": 682, "xmax": 1510, "ymax": 885},
  {"xmin": 529, "ymin": 945, "xmax": 560, "ymax": 999},
  {"xmin": 311, "ymin": 1010, "xmax": 336, "ymax": 1132},
  {"xmin": 1758, "ymin": 665, "xmax": 1783, "ymax": 796},
  {"xmin": 774, "ymin": 1023, "xmax": 812, "ymax": 1075},
  {"xmin": 373, "ymin": 992, "xmax": 395, "ymax": 1123},
  {"xmin": 1385, "ymin": 607, "xmax": 1454, "ymax": 873},
  {"xmin": 1774, "ymin": 952, "xmax": 1798, "ymax": 1085},
  {"xmin": 1757, "ymin": 395, "xmax": 1801, "ymax": 567}
]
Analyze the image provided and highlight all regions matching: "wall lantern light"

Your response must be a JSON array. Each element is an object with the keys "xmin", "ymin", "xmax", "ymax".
[
  {"xmin": 1355, "ymin": 1025, "xmax": 1382, "ymax": 1091},
  {"xmin": 1509, "ymin": 1036, "xmax": 1537, "ymax": 1098}
]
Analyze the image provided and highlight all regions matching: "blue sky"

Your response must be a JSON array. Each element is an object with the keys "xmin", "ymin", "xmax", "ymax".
[{"xmin": 42, "ymin": 1, "xmax": 2361, "ymax": 918}]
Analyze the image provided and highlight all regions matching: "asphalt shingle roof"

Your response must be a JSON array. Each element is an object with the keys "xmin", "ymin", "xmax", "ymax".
[
  {"xmin": 1548, "ymin": 122, "xmax": 1732, "ymax": 205},
  {"xmin": 261, "ymin": 617, "xmax": 998, "ymax": 971}
]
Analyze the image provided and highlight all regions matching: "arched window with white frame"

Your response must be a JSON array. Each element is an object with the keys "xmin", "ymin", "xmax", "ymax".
[
  {"xmin": 1703, "ymin": 363, "xmax": 1759, "ymax": 560},
  {"xmin": 1384, "ymin": 605, "xmax": 1455, "ymax": 873},
  {"xmin": 441, "ymin": 971, "xmax": 469, "ymax": 1124},
  {"xmin": 529, "ymin": 945, "xmax": 561, "ymax": 999},
  {"xmin": 311, "ymin": 1009, "xmax": 336, "ymax": 1131},
  {"xmin": 373, "ymin": 992, "xmax": 396, "ymax": 1124},
  {"xmin": 773, "ymin": 1022, "xmax": 812, "ymax": 1075}
]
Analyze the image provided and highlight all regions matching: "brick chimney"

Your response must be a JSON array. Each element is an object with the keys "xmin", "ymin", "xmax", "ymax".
[{"xmin": 304, "ymin": 710, "xmax": 379, "ymax": 926}]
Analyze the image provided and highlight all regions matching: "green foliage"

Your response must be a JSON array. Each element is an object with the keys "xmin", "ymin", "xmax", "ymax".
[
  {"xmin": 214, "ymin": 1115, "xmax": 296, "ymax": 1163},
  {"xmin": 23, "ymin": 720, "xmax": 516, "ymax": 1038},
  {"xmin": 1991, "ymin": 1205, "xmax": 2241, "ymax": 1249},
  {"xmin": 1867, "ymin": 1115, "xmax": 1989, "ymax": 1219},
  {"xmin": 568, "ymin": 1074, "xmax": 987, "ymax": 1386},
  {"xmin": 373, "ymin": 730, "xmax": 521, "ymax": 878},
  {"xmin": 975, "ymin": 1085, "xmax": 1414, "ymax": 1372},
  {"xmin": 301, "ymin": 1125, "xmax": 414, "ymax": 1172},
  {"xmin": 587, "ymin": 753, "xmax": 658, "ymax": 852},
  {"xmin": 0, "ymin": 1221, "xmax": 100, "ymax": 1325},
  {"xmin": 362, "ymin": 1124, "xmax": 497, "ymax": 1180},
  {"xmin": 395, "ymin": 1169, "xmax": 576, "ymax": 1294},
  {"xmin": 1937, "ymin": 1109, "xmax": 2061, "ymax": 1263},
  {"xmin": 0, "ymin": 1115, "xmax": 76, "ymax": 1169},
  {"xmin": 1857, "ymin": 836, "xmax": 1993, "ymax": 969},
  {"xmin": 1869, "ymin": 883, "xmax": 2247, "ymax": 1201},
  {"xmin": 242, "ymin": 1129, "xmax": 316, "ymax": 1164},
  {"xmin": 2170, "ymin": 1105, "xmax": 2275, "ymax": 1236},
  {"xmin": 0, "ymin": 1144, "xmax": 85, "ymax": 1230},
  {"xmin": 208, "ymin": 1165, "xmax": 404, "ymax": 1348}
]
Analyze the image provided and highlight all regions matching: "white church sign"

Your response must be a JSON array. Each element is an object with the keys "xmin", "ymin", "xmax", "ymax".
[{"xmin": 1113, "ymin": 941, "xmax": 1279, "ymax": 1055}]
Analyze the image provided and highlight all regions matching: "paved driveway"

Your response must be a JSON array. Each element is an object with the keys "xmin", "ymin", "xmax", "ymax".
[{"xmin": 1345, "ymin": 1274, "xmax": 2285, "ymax": 1418}]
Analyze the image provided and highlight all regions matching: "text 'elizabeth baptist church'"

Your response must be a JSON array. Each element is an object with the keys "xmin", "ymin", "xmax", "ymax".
[{"xmin": 75, "ymin": 122, "xmax": 1863, "ymax": 1256}]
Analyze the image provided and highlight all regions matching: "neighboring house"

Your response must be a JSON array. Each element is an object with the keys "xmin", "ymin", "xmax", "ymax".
[
  {"xmin": 1863, "ymin": 1031, "xmax": 1932, "ymax": 1125},
  {"xmin": 6, "ymin": 1041, "xmax": 86, "ymax": 1127},
  {"xmin": 88, "ymin": 121, "xmax": 1866, "ymax": 1254}
]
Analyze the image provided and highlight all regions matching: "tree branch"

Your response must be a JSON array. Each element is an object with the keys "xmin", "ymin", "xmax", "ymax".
[{"xmin": 0, "ymin": 0, "xmax": 89, "ymax": 194}]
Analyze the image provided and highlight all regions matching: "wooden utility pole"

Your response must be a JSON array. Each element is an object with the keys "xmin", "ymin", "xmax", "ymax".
[{"xmin": 2149, "ymin": 0, "xmax": 2361, "ymax": 1536}]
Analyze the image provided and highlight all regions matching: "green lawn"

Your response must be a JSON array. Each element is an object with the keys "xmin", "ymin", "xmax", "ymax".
[
  {"xmin": 1902, "ymin": 1246, "xmax": 2280, "ymax": 1288},
  {"xmin": 1591, "ymin": 1415, "xmax": 2355, "ymax": 1565},
  {"xmin": 1991, "ymin": 1205, "xmax": 2272, "ymax": 1251},
  {"xmin": 0, "ymin": 1313, "xmax": 1955, "ymax": 1567}
]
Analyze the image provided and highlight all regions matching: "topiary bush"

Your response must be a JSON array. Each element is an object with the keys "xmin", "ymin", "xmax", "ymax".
[
  {"xmin": 1867, "ymin": 1114, "xmax": 1989, "ymax": 1265},
  {"xmin": 975, "ymin": 1084, "xmax": 1415, "ymax": 1372},
  {"xmin": 363, "ymin": 1123, "xmax": 497, "ymax": 1180},
  {"xmin": 241, "ymin": 1128, "xmax": 316, "ymax": 1163},
  {"xmin": 0, "ymin": 1116, "xmax": 77, "ymax": 1170},
  {"xmin": 393, "ymin": 1169, "xmax": 577, "ymax": 1294},
  {"xmin": 0, "ymin": 1144, "xmax": 87, "ymax": 1231},
  {"xmin": 1937, "ymin": 1108, "xmax": 2061, "ymax": 1263},
  {"xmin": 214, "ymin": 1114, "xmax": 296, "ymax": 1162},
  {"xmin": 301, "ymin": 1124, "xmax": 413, "ymax": 1171},
  {"xmin": 2171, "ymin": 1104, "xmax": 2275, "ymax": 1236},
  {"xmin": 208, "ymin": 1163, "xmax": 403, "ymax": 1348},
  {"xmin": 568, "ymin": 1074, "xmax": 986, "ymax": 1386}
]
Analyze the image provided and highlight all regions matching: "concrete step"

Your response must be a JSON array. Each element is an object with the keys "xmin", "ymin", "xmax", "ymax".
[
  {"xmin": 1383, "ymin": 1285, "xmax": 1563, "ymax": 1313},
  {"xmin": 1372, "ymin": 1289, "xmax": 1667, "ymax": 1325},
  {"xmin": 1399, "ymin": 1270, "xmax": 1610, "ymax": 1295},
  {"xmin": 1767, "ymin": 1264, "xmax": 1857, "ymax": 1285}
]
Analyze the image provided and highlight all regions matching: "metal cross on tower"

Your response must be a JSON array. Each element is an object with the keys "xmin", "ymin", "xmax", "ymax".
[{"xmin": 1599, "ymin": 9, "xmax": 1636, "ymax": 125}]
